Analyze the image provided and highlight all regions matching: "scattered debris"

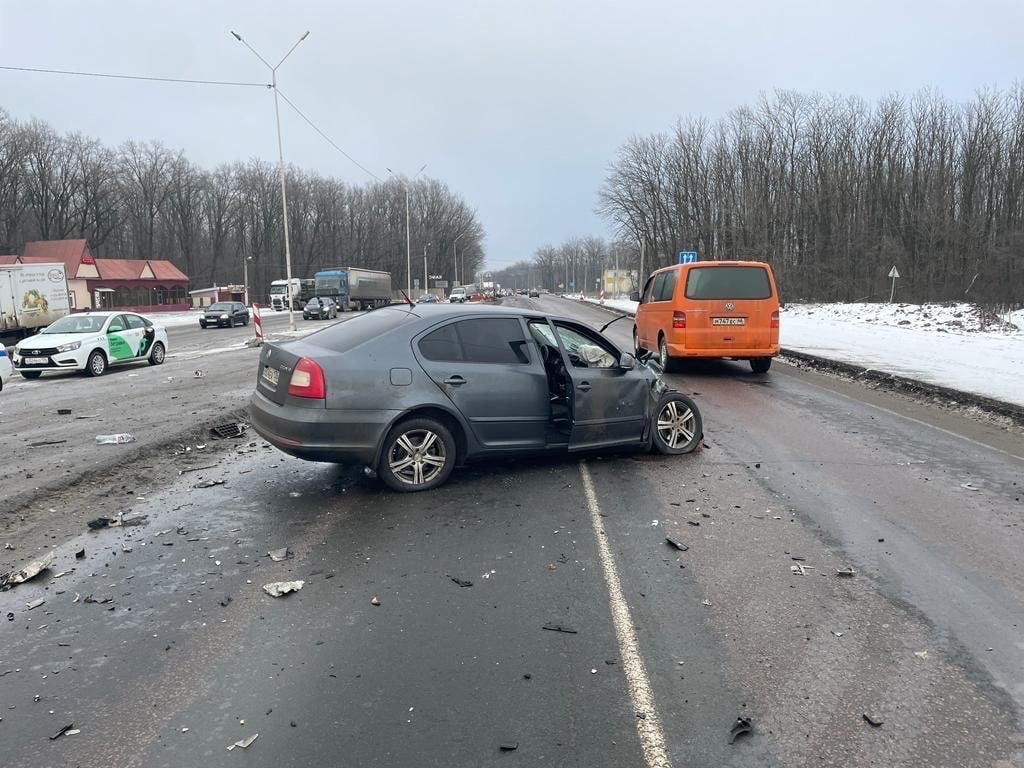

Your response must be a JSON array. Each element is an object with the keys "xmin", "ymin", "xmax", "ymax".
[
  {"xmin": 701, "ymin": 599, "xmax": 712, "ymax": 607},
  {"xmin": 26, "ymin": 598, "xmax": 45, "ymax": 610},
  {"xmin": 211, "ymin": 422, "xmax": 247, "ymax": 439},
  {"xmin": 57, "ymin": 408, "xmax": 72, "ymax": 415},
  {"xmin": 75, "ymin": 414, "xmax": 99, "ymax": 419},
  {"xmin": 193, "ymin": 370, "xmax": 205, "ymax": 379},
  {"xmin": 95, "ymin": 433, "xmax": 136, "ymax": 445},
  {"xmin": 914, "ymin": 650, "xmax": 929, "ymax": 660},
  {"xmin": 836, "ymin": 567, "xmax": 856, "ymax": 578},
  {"xmin": 0, "ymin": 551, "xmax": 56, "ymax": 590},
  {"xmin": 449, "ymin": 577, "xmax": 474, "ymax": 588},
  {"xmin": 193, "ymin": 479, "xmax": 225, "ymax": 489},
  {"xmin": 541, "ymin": 623, "xmax": 578, "ymax": 634},
  {"xmin": 499, "ymin": 742, "xmax": 519, "ymax": 751},
  {"xmin": 790, "ymin": 564, "xmax": 814, "ymax": 576},
  {"xmin": 831, "ymin": 630, "xmax": 844, "ymax": 638},
  {"xmin": 29, "ymin": 439, "xmax": 67, "ymax": 448},
  {"xmin": 288, "ymin": 491, "xmax": 303, "ymax": 498},
  {"xmin": 267, "ymin": 547, "xmax": 291, "ymax": 562},
  {"xmin": 3, "ymin": 543, "xmax": 12, "ymax": 550},
  {"xmin": 86, "ymin": 513, "xmax": 148, "ymax": 530},
  {"xmin": 665, "ymin": 537, "xmax": 689, "ymax": 552},
  {"xmin": 226, "ymin": 733, "xmax": 258, "ymax": 751},
  {"xmin": 862, "ymin": 713, "xmax": 883, "ymax": 728},
  {"xmin": 371, "ymin": 596, "xmax": 381, "ymax": 606},
  {"xmin": 178, "ymin": 464, "xmax": 219, "ymax": 475},
  {"xmin": 74, "ymin": 548, "xmax": 85, "ymax": 560},
  {"xmin": 263, "ymin": 581, "xmax": 305, "ymax": 598},
  {"xmin": 50, "ymin": 722, "xmax": 75, "ymax": 740},
  {"xmin": 960, "ymin": 482, "xmax": 979, "ymax": 491},
  {"xmin": 729, "ymin": 717, "xmax": 753, "ymax": 743},
  {"xmin": 687, "ymin": 520, "xmax": 700, "ymax": 526}
]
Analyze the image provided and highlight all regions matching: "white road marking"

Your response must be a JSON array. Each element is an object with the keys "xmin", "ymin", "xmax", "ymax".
[{"xmin": 579, "ymin": 460, "xmax": 673, "ymax": 768}]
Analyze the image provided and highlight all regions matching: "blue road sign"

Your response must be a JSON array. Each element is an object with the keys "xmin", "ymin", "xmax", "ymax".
[{"xmin": 679, "ymin": 251, "xmax": 698, "ymax": 264}]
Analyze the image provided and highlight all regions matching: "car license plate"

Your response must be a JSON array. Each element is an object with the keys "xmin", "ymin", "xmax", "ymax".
[
  {"xmin": 712, "ymin": 317, "xmax": 746, "ymax": 326},
  {"xmin": 24, "ymin": 357, "xmax": 48, "ymax": 364},
  {"xmin": 261, "ymin": 366, "xmax": 280, "ymax": 387}
]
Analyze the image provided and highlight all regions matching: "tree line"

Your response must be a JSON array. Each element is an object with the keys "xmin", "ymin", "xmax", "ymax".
[
  {"xmin": 592, "ymin": 87, "xmax": 1024, "ymax": 304},
  {"xmin": 0, "ymin": 108, "xmax": 485, "ymax": 301}
]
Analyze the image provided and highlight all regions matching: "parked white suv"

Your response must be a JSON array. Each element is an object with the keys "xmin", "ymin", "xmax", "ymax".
[{"xmin": 448, "ymin": 287, "xmax": 468, "ymax": 303}]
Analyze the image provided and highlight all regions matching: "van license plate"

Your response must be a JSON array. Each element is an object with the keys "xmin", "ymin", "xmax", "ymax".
[
  {"xmin": 261, "ymin": 366, "xmax": 280, "ymax": 386},
  {"xmin": 712, "ymin": 317, "xmax": 746, "ymax": 326}
]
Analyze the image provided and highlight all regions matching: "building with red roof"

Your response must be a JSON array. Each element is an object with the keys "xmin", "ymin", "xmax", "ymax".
[{"xmin": 12, "ymin": 240, "xmax": 189, "ymax": 311}]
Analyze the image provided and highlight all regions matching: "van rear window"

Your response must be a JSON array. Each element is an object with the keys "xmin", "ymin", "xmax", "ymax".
[{"xmin": 684, "ymin": 266, "xmax": 772, "ymax": 300}]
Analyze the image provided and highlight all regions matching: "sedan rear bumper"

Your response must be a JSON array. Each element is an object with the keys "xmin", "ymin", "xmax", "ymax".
[{"xmin": 249, "ymin": 391, "xmax": 397, "ymax": 466}]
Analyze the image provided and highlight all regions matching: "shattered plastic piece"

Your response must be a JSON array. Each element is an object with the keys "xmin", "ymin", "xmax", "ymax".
[
  {"xmin": 87, "ymin": 517, "xmax": 113, "ymax": 530},
  {"xmin": 665, "ymin": 537, "xmax": 689, "ymax": 552},
  {"xmin": 541, "ymin": 623, "xmax": 578, "ymax": 634},
  {"xmin": 263, "ymin": 581, "xmax": 305, "ymax": 597},
  {"xmin": 831, "ymin": 630, "xmax": 844, "ymax": 638},
  {"xmin": 790, "ymin": 564, "xmax": 814, "ymax": 576},
  {"xmin": 75, "ymin": 549, "xmax": 85, "ymax": 560},
  {"xmin": 960, "ymin": 482, "xmax": 979, "ymax": 491},
  {"xmin": 862, "ymin": 713, "xmax": 883, "ymax": 727},
  {"xmin": 914, "ymin": 650, "xmax": 929, "ymax": 660},
  {"xmin": 729, "ymin": 717, "xmax": 753, "ymax": 743},
  {"xmin": 211, "ymin": 422, "xmax": 247, "ymax": 439},
  {"xmin": 267, "ymin": 547, "xmax": 290, "ymax": 562},
  {"xmin": 499, "ymin": 742, "xmax": 519, "ymax": 751},
  {"xmin": 193, "ymin": 479, "xmax": 225, "ymax": 489},
  {"xmin": 50, "ymin": 722, "xmax": 74, "ymax": 740},
  {"xmin": 449, "ymin": 577, "xmax": 474, "ymax": 588},
  {"xmin": 836, "ymin": 567, "xmax": 856, "ymax": 578},
  {"xmin": 57, "ymin": 408, "xmax": 72, "ymax": 415},
  {"xmin": 371, "ymin": 596, "xmax": 381, "ymax": 606},
  {"xmin": 226, "ymin": 733, "xmax": 258, "ymax": 751},
  {"xmin": 26, "ymin": 598, "xmax": 45, "ymax": 610},
  {"xmin": 701, "ymin": 599, "xmax": 712, "ymax": 607},
  {"xmin": 193, "ymin": 370, "xmax": 205, "ymax": 379},
  {"xmin": 0, "ymin": 551, "xmax": 56, "ymax": 590},
  {"xmin": 95, "ymin": 433, "xmax": 136, "ymax": 445},
  {"xmin": 29, "ymin": 439, "xmax": 67, "ymax": 448}
]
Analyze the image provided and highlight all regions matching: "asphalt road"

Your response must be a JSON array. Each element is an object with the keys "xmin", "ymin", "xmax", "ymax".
[{"xmin": 1, "ymin": 298, "xmax": 1022, "ymax": 768}]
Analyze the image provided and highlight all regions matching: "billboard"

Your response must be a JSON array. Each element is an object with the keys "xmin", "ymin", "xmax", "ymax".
[{"xmin": 602, "ymin": 269, "xmax": 639, "ymax": 296}]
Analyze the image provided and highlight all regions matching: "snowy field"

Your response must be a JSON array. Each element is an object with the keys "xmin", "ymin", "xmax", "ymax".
[{"xmin": 583, "ymin": 297, "xmax": 1024, "ymax": 407}]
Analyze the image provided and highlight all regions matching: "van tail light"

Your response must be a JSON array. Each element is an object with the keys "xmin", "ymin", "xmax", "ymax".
[
  {"xmin": 672, "ymin": 311, "xmax": 686, "ymax": 329},
  {"xmin": 771, "ymin": 311, "xmax": 780, "ymax": 329},
  {"xmin": 288, "ymin": 357, "xmax": 326, "ymax": 399}
]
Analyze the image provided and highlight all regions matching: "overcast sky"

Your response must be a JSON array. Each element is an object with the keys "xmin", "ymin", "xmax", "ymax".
[{"xmin": 2, "ymin": 0, "xmax": 1022, "ymax": 268}]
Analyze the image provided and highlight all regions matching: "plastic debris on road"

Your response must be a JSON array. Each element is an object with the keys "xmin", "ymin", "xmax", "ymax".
[
  {"xmin": 50, "ymin": 723, "xmax": 75, "ymax": 740},
  {"xmin": 267, "ymin": 547, "xmax": 290, "ymax": 562},
  {"xmin": 665, "ymin": 537, "xmax": 689, "ymax": 552},
  {"xmin": 57, "ymin": 408, "xmax": 72, "ymax": 415},
  {"xmin": 193, "ymin": 479, "xmax": 225, "ymax": 489},
  {"xmin": 25, "ymin": 598, "xmax": 45, "ymax": 610},
  {"xmin": 790, "ymin": 564, "xmax": 814, "ymax": 576},
  {"xmin": 193, "ymin": 370, "xmax": 205, "ymax": 379},
  {"xmin": 914, "ymin": 650, "xmax": 929, "ymax": 660},
  {"xmin": 449, "ymin": 577, "xmax": 473, "ymax": 588},
  {"xmin": 862, "ymin": 713, "xmax": 883, "ymax": 727},
  {"xmin": 960, "ymin": 482, "xmax": 979, "ymax": 491},
  {"xmin": 262, "ymin": 581, "xmax": 304, "ymax": 597},
  {"xmin": 541, "ymin": 623, "xmax": 578, "ymax": 634},
  {"xmin": 226, "ymin": 733, "xmax": 258, "ymax": 751},
  {"xmin": 836, "ymin": 567, "xmax": 856, "ymax": 578},
  {"xmin": 95, "ymin": 433, "xmax": 136, "ymax": 445},
  {"xmin": 0, "ymin": 551, "xmax": 56, "ymax": 590},
  {"xmin": 729, "ymin": 717, "xmax": 753, "ymax": 743},
  {"xmin": 86, "ymin": 513, "xmax": 148, "ymax": 530},
  {"xmin": 499, "ymin": 742, "xmax": 519, "ymax": 751},
  {"xmin": 371, "ymin": 596, "xmax": 381, "ymax": 606}
]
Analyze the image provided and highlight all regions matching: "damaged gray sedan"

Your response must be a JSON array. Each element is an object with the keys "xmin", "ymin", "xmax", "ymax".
[{"xmin": 249, "ymin": 304, "xmax": 702, "ymax": 492}]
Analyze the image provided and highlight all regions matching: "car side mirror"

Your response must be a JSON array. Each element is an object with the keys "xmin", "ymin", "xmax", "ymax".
[
  {"xmin": 619, "ymin": 352, "xmax": 636, "ymax": 370},
  {"xmin": 629, "ymin": 291, "xmax": 640, "ymax": 302}
]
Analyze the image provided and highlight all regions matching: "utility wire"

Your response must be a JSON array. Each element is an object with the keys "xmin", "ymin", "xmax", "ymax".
[
  {"xmin": 0, "ymin": 64, "xmax": 269, "ymax": 88},
  {"xmin": 276, "ymin": 89, "xmax": 382, "ymax": 181}
]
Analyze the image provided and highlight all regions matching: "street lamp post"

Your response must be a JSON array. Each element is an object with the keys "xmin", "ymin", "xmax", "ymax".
[
  {"xmin": 386, "ymin": 164, "xmax": 427, "ymax": 296},
  {"xmin": 243, "ymin": 255, "xmax": 252, "ymax": 306},
  {"xmin": 231, "ymin": 29, "xmax": 309, "ymax": 332},
  {"xmin": 423, "ymin": 243, "xmax": 430, "ymax": 298},
  {"xmin": 453, "ymin": 231, "xmax": 466, "ymax": 289}
]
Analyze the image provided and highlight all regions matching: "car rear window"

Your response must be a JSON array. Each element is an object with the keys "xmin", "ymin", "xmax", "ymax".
[
  {"xmin": 684, "ymin": 266, "xmax": 772, "ymax": 300},
  {"xmin": 311, "ymin": 307, "xmax": 417, "ymax": 353}
]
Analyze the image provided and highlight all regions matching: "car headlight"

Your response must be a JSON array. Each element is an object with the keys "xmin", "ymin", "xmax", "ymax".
[
  {"xmin": 56, "ymin": 341, "xmax": 82, "ymax": 353},
  {"xmin": 220, "ymin": 314, "xmax": 229, "ymax": 319}
]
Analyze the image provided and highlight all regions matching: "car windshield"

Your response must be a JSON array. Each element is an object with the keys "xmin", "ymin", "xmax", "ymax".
[
  {"xmin": 307, "ymin": 299, "xmax": 320, "ymax": 305},
  {"xmin": 40, "ymin": 315, "xmax": 107, "ymax": 334},
  {"xmin": 209, "ymin": 303, "xmax": 233, "ymax": 311}
]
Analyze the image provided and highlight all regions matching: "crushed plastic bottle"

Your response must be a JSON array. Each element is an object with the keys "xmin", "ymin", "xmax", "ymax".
[{"xmin": 95, "ymin": 433, "xmax": 136, "ymax": 445}]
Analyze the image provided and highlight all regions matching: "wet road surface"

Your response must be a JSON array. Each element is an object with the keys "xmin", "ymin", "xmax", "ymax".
[{"xmin": 1, "ymin": 298, "xmax": 1022, "ymax": 767}]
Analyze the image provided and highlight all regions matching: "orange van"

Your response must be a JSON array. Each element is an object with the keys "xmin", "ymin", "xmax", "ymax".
[{"xmin": 631, "ymin": 260, "xmax": 780, "ymax": 373}]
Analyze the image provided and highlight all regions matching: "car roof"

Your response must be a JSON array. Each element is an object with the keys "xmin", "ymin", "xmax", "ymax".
[{"xmin": 372, "ymin": 302, "xmax": 578, "ymax": 325}]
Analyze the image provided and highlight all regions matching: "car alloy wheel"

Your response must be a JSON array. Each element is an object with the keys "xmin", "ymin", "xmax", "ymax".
[
  {"xmin": 148, "ymin": 341, "xmax": 165, "ymax": 366},
  {"xmin": 379, "ymin": 418, "xmax": 456, "ymax": 492},
  {"xmin": 653, "ymin": 394, "xmax": 702, "ymax": 454},
  {"xmin": 86, "ymin": 350, "xmax": 107, "ymax": 377}
]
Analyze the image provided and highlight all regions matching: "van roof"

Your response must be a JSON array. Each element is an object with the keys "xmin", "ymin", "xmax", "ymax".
[{"xmin": 654, "ymin": 260, "xmax": 772, "ymax": 271}]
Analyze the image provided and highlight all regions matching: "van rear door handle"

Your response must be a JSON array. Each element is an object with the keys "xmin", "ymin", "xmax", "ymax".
[
  {"xmin": 443, "ymin": 375, "xmax": 466, "ymax": 386},
  {"xmin": 577, "ymin": 381, "xmax": 591, "ymax": 392}
]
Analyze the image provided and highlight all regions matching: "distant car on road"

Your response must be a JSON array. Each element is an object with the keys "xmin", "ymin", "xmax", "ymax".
[
  {"xmin": 416, "ymin": 294, "xmax": 439, "ymax": 304},
  {"xmin": 12, "ymin": 311, "xmax": 168, "ymax": 379},
  {"xmin": 200, "ymin": 302, "xmax": 250, "ymax": 328},
  {"xmin": 250, "ymin": 304, "xmax": 702, "ymax": 493},
  {"xmin": 529, "ymin": 289, "xmax": 541, "ymax": 298},
  {"xmin": 303, "ymin": 297, "xmax": 338, "ymax": 320},
  {"xmin": 448, "ymin": 287, "xmax": 468, "ymax": 303}
]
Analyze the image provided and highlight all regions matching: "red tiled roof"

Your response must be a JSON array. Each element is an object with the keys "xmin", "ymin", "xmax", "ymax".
[
  {"xmin": 22, "ymin": 239, "xmax": 91, "ymax": 274},
  {"xmin": 95, "ymin": 259, "xmax": 149, "ymax": 280},
  {"xmin": 148, "ymin": 260, "xmax": 189, "ymax": 281},
  {"xmin": 0, "ymin": 254, "xmax": 20, "ymax": 264}
]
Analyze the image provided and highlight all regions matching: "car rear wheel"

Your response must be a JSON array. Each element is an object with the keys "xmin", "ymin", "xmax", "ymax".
[
  {"xmin": 750, "ymin": 358, "xmax": 772, "ymax": 374},
  {"xmin": 20, "ymin": 370, "xmax": 42, "ymax": 380},
  {"xmin": 652, "ymin": 393, "xmax": 702, "ymax": 455},
  {"xmin": 378, "ymin": 418, "xmax": 456, "ymax": 492},
  {"xmin": 148, "ymin": 341, "xmax": 165, "ymax": 366},
  {"xmin": 85, "ymin": 350, "xmax": 107, "ymax": 377},
  {"xmin": 658, "ymin": 336, "xmax": 679, "ymax": 373}
]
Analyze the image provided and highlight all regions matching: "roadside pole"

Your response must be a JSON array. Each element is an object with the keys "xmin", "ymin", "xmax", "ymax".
[
  {"xmin": 252, "ymin": 303, "xmax": 264, "ymax": 346},
  {"xmin": 888, "ymin": 265, "xmax": 900, "ymax": 303}
]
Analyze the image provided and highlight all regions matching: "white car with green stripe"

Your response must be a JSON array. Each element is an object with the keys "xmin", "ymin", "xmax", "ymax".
[{"xmin": 12, "ymin": 311, "xmax": 168, "ymax": 379}]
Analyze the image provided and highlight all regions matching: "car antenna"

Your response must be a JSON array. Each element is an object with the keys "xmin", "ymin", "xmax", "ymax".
[
  {"xmin": 598, "ymin": 315, "xmax": 628, "ymax": 333},
  {"xmin": 400, "ymin": 289, "xmax": 414, "ymax": 307}
]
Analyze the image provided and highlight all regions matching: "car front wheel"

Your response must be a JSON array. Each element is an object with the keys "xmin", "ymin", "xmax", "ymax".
[
  {"xmin": 85, "ymin": 350, "xmax": 107, "ymax": 377},
  {"xmin": 378, "ymin": 418, "xmax": 456, "ymax": 492},
  {"xmin": 148, "ymin": 341, "xmax": 166, "ymax": 366},
  {"xmin": 652, "ymin": 393, "xmax": 702, "ymax": 454},
  {"xmin": 199, "ymin": 321, "xmax": 206, "ymax": 329}
]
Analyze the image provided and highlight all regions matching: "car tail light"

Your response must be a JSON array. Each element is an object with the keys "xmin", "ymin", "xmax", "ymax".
[
  {"xmin": 672, "ymin": 311, "xmax": 686, "ymax": 329},
  {"xmin": 771, "ymin": 311, "xmax": 780, "ymax": 329},
  {"xmin": 288, "ymin": 357, "xmax": 326, "ymax": 399}
]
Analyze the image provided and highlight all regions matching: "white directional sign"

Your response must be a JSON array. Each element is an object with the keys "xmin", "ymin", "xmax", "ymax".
[
  {"xmin": 888, "ymin": 266, "xmax": 900, "ymax": 279},
  {"xmin": 888, "ymin": 265, "xmax": 900, "ymax": 302}
]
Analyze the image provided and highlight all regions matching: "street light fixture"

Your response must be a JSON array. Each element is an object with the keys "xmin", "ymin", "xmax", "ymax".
[
  {"xmin": 453, "ymin": 231, "xmax": 467, "ymax": 288},
  {"xmin": 386, "ymin": 164, "xmax": 427, "ymax": 296},
  {"xmin": 231, "ymin": 29, "xmax": 310, "ymax": 332}
]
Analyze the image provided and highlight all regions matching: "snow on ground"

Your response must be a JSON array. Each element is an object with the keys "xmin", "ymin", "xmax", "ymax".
[{"xmin": 583, "ymin": 297, "xmax": 1024, "ymax": 407}]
